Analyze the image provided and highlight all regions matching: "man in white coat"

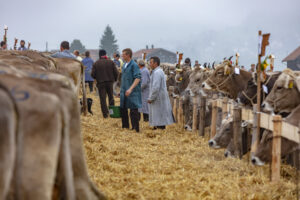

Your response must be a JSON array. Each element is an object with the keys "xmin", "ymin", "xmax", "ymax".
[{"xmin": 148, "ymin": 56, "xmax": 175, "ymax": 129}]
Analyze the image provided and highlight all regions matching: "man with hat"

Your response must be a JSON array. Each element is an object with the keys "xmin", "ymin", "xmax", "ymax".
[{"xmin": 91, "ymin": 49, "xmax": 119, "ymax": 118}]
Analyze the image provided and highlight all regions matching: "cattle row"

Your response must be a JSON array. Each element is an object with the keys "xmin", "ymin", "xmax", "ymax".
[
  {"xmin": 0, "ymin": 51, "xmax": 105, "ymax": 199},
  {"xmin": 165, "ymin": 60, "xmax": 300, "ymax": 170}
]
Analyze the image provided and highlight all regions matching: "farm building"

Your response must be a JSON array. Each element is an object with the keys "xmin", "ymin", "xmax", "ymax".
[
  {"xmin": 282, "ymin": 45, "xmax": 300, "ymax": 70},
  {"xmin": 133, "ymin": 45, "xmax": 177, "ymax": 63}
]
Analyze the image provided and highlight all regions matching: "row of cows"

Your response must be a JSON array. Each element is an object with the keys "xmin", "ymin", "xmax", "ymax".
[
  {"xmin": 0, "ymin": 51, "xmax": 105, "ymax": 199},
  {"xmin": 164, "ymin": 60, "xmax": 300, "ymax": 168}
]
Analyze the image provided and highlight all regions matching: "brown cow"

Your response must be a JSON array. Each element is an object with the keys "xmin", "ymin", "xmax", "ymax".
[
  {"xmin": 0, "ymin": 74, "xmax": 67, "ymax": 200},
  {"xmin": 0, "ymin": 83, "xmax": 19, "ymax": 200},
  {"xmin": 262, "ymin": 68, "xmax": 300, "ymax": 114},
  {"xmin": 0, "ymin": 60, "xmax": 106, "ymax": 199},
  {"xmin": 252, "ymin": 104, "xmax": 300, "ymax": 166},
  {"xmin": 202, "ymin": 60, "xmax": 252, "ymax": 99},
  {"xmin": 237, "ymin": 72, "xmax": 281, "ymax": 107}
]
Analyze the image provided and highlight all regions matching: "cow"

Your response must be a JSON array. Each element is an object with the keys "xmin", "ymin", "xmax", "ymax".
[
  {"xmin": 202, "ymin": 60, "xmax": 252, "ymax": 99},
  {"xmin": 174, "ymin": 67, "xmax": 192, "ymax": 97},
  {"xmin": 252, "ymin": 104, "xmax": 300, "ymax": 166},
  {"xmin": 208, "ymin": 116, "xmax": 233, "ymax": 149},
  {"xmin": 0, "ymin": 59, "xmax": 106, "ymax": 199},
  {"xmin": 0, "ymin": 83, "xmax": 19, "ymax": 200},
  {"xmin": 237, "ymin": 72, "xmax": 281, "ymax": 107},
  {"xmin": 262, "ymin": 68, "xmax": 300, "ymax": 115},
  {"xmin": 0, "ymin": 74, "xmax": 70, "ymax": 200}
]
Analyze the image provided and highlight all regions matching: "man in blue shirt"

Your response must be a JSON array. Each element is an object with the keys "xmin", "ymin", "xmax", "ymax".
[
  {"xmin": 18, "ymin": 40, "xmax": 28, "ymax": 51},
  {"xmin": 51, "ymin": 41, "xmax": 76, "ymax": 59},
  {"xmin": 82, "ymin": 51, "xmax": 94, "ymax": 92}
]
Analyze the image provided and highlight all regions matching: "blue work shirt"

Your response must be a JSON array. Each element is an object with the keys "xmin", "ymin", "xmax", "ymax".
[
  {"xmin": 82, "ymin": 57, "xmax": 94, "ymax": 82},
  {"xmin": 51, "ymin": 50, "xmax": 76, "ymax": 59}
]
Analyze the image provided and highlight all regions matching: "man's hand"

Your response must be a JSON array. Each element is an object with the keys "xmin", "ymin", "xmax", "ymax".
[
  {"xmin": 125, "ymin": 89, "xmax": 132, "ymax": 97},
  {"xmin": 148, "ymin": 100, "xmax": 152, "ymax": 104}
]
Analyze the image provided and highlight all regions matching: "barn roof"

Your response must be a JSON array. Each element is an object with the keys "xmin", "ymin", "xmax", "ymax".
[
  {"xmin": 133, "ymin": 48, "xmax": 176, "ymax": 59},
  {"xmin": 282, "ymin": 46, "xmax": 300, "ymax": 62}
]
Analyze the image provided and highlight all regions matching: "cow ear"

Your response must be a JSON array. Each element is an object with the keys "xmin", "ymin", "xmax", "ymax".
[
  {"xmin": 284, "ymin": 75, "xmax": 293, "ymax": 89},
  {"xmin": 224, "ymin": 65, "xmax": 231, "ymax": 75}
]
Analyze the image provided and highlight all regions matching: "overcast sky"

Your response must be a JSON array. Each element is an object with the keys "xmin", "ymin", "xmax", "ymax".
[{"xmin": 1, "ymin": 0, "xmax": 300, "ymax": 69}]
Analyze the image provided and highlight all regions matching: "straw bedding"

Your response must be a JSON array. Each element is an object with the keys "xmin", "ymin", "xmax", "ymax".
[{"xmin": 81, "ymin": 94, "xmax": 298, "ymax": 200}]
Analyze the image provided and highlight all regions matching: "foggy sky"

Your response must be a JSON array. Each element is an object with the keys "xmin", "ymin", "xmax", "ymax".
[{"xmin": 1, "ymin": 0, "xmax": 300, "ymax": 70}]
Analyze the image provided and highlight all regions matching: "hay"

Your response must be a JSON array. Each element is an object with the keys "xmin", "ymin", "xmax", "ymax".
[{"xmin": 81, "ymin": 94, "xmax": 298, "ymax": 200}]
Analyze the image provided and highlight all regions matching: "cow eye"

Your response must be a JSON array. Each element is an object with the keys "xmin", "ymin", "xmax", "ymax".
[
  {"xmin": 217, "ymin": 71, "xmax": 223, "ymax": 75},
  {"xmin": 196, "ymin": 79, "xmax": 200, "ymax": 82},
  {"xmin": 277, "ymin": 86, "xmax": 282, "ymax": 90}
]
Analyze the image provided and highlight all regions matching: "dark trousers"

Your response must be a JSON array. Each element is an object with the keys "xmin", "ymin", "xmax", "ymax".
[
  {"xmin": 138, "ymin": 113, "xmax": 149, "ymax": 122},
  {"xmin": 97, "ymin": 82, "xmax": 114, "ymax": 118},
  {"xmin": 85, "ymin": 81, "xmax": 94, "ymax": 92},
  {"xmin": 121, "ymin": 98, "xmax": 139, "ymax": 132}
]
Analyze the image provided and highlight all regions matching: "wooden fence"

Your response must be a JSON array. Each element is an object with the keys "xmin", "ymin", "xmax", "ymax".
[{"xmin": 172, "ymin": 95, "xmax": 300, "ymax": 182}]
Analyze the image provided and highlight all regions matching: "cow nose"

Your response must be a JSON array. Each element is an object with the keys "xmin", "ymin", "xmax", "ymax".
[
  {"xmin": 251, "ymin": 158, "xmax": 256, "ymax": 164},
  {"xmin": 202, "ymin": 83, "xmax": 205, "ymax": 88},
  {"xmin": 224, "ymin": 152, "xmax": 228, "ymax": 157},
  {"xmin": 261, "ymin": 103, "xmax": 265, "ymax": 108},
  {"xmin": 208, "ymin": 140, "xmax": 214, "ymax": 147}
]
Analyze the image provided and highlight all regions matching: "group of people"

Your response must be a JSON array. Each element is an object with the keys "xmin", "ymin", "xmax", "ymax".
[
  {"xmin": 0, "ymin": 39, "xmax": 28, "ymax": 50},
  {"xmin": 51, "ymin": 41, "xmax": 175, "ymax": 133},
  {"xmin": 91, "ymin": 48, "xmax": 175, "ymax": 132}
]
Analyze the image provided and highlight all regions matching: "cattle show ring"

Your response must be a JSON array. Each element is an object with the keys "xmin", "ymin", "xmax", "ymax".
[{"xmin": 0, "ymin": 24, "xmax": 300, "ymax": 200}]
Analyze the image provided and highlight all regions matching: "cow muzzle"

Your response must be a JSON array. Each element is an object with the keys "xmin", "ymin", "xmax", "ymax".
[
  {"xmin": 202, "ymin": 81, "xmax": 212, "ymax": 90},
  {"xmin": 208, "ymin": 139, "xmax": 220, "ymax": 148},
  {"xmin": 251, "ymin": 156, "xmax": 265, "ymax": 166}
]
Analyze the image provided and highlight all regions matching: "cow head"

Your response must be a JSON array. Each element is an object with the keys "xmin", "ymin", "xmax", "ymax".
[
  {"xmin": 262, "ymin": 69, "xmax": 300, "ymax": 114},
  {"xmin": 208, "ymin": 116, "xmax": 233, "ymax": 149},
  {"xmin": 202, "ymin": 60, "xmax": 252, "ymax": 99},
  {"xmin": 251, "ymin": 129, "xmax": 299, "ymax": 165},
  {"xmin": 238, "ymin": 72, "xmax": 281, "ymax": 107},
  {"xmin": 186, "ymin": 68, "xmax": 210, "ymax": 97}
]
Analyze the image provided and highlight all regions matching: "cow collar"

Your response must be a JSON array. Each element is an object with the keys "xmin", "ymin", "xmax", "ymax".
[{"xmin": 206, "ymin": 73, "xmax": 233, "ymax": 97}]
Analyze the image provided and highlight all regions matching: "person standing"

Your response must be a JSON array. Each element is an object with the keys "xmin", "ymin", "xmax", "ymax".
[
  {"xmin": 73, "ymin": 50, "xmax": 83, "ymax": 61},
  {"xmin": 120, "ymin": 48, "xmax": 142, "ymax": 132},
  {"xmin": 82, "ymin": 51, "xmax": 94, "ymax": 93},
  {"xmin": 148, "ymin": 56, "xmax": 175, "ymax": 129},
  {"xmin": 18, "ymin": 40, "xmax": 27, "ymax": 51},
  {"xmin": 51, "ymin": 41, "xmax": 76, "ymax": 59},
  {"xmin": 0, "ymin": 41, "xmax": 7, "ymax": 50},
  {"xmin": 91, "ymin": 49, "xmax": 119, "ymax": 118},
  {"xmin": 137, "ymin": 59, "xmax": 150, "ymax": 122}
]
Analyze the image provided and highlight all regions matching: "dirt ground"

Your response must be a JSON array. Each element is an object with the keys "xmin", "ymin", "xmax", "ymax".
[{"xmin": 81, "ymin": 93, "xmax": 298, "ymax": 200}]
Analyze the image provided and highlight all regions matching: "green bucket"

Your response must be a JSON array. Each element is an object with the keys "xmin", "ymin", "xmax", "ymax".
[{"xmin": 109, "ymin": 106, "xmax": 121, "ymax": 118}]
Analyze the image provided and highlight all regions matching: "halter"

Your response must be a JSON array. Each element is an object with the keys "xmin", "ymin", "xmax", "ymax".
[
  {"xmin": 241, "ymin": 74, "xmax": 273, "ymax": 106},
  {"xmin": 206, "ymin": 74, "xmax": 233, "ymax": 96}
]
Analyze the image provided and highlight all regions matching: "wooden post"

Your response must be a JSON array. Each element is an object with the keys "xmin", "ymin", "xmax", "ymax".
[
  {"xmin": 251, "ymin": 104, "xmax": 259, "ymax": 156},
  {"xmin": 222, "ymin": 97, "xmax": 228, "ymax": 120},
  {"xmin": 179, "ymin": 98, "xmax": 184, "ymax": 130},
  {"xmin": 271, "ymin": 115, "xmax": 282, "ymax": 182},
  {"xmin": 210, "ymin": 95, "xmax": 218, "ymax": 139},
  {"xmin": 233, "ymin": 105, "xmax": 242, "ymax": 158},
  {"xmin": 199, "ymin": 96, "xmax": 206, "ymax": 136},
  {"xmin": 173, "ymin": 97, "xmax": 178, "ymax": 123},
  {"xmin": 192, "ymin": 96, "xmax": 198, "ymax": 132},
  {"xmin": 256, "ymin": 30, "xmax": 262, "ymax": 153}
]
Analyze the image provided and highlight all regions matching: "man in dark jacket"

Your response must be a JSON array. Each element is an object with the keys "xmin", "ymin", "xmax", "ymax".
[{"xmin": 92, "ymin": 49, "xmax": 119, "ymax": 118}]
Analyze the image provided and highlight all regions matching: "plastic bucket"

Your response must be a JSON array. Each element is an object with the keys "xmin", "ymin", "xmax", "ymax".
[{"xmin": 109, "ymin": 106, "xmax": 121, "ymax": 118}]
